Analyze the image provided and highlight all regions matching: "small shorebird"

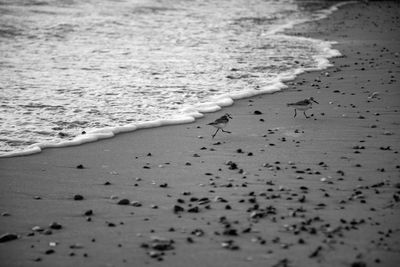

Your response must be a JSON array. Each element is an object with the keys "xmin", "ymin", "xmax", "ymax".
[
  {"xmin": 287, "ymin": 97, "xmax": 319, "ymax": 118},
  {"xmin": 208, "ymin": 113, "xmax": 232, "ymax": 138}
]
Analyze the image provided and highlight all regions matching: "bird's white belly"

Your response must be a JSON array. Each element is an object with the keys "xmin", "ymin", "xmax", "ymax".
[{"xmin": 213, "ymin": 122, "xmax": 227, "ymax": 129}]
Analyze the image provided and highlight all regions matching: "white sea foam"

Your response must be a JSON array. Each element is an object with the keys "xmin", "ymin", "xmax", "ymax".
[{"xmin": 0, "ymin": 0, "xmax": 352, "ymax": 158}]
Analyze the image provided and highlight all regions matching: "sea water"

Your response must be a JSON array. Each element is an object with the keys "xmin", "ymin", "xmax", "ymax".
[{"xmin": 0, "ymin": 0, "xmax": 347, "ymax": 157}]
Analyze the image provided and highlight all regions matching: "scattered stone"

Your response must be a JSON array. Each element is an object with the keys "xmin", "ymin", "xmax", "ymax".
[
  {"xmin": 76, "ymin": 164, "xmax": 85, "ymax": 169},
  {"xmin": 253, "ymin": 110, "xmax": 263, "ymax": 115},
  {"xmin": 43, "ymin": 229, "xmax": 53, "ymax": 235},
  {"xmin": 150, "ymin": 237, "xmax": 175, "ymax": 251},
  {"xmin": 223, "ymin": 228, "xmax": 238, "ymax": 236},
  {"xmin": 49, "ymin": 222, "xmax": 62, "ymax": 230},
  {"xmin": 173, "ymin": 205, "xmax": 184, "ymax": 214},
  {"xmin": 214, "ymin": 196, "xmax": 228, "ymax": 203},
  {"xmin": 131, "ymin": 201, "xmax": 142, "ymax": 207},
  {"xmin": 73, "ymin": 194, "xmax": 84, "ymax": 201},
  {"xmin": 107, "ymin": 222, "xmax": 116, "ymax": 227},
  {"xmin": 45, "ymin": 249, "xmax": 55, "ymax": 255},
  {"xmin": 84, "ymin": 210, "xmax": 93, "ymax": 216},
  {"xmin": 0, "ymin": 233, "xmax": 18, "ymax": 243},
  {"xmin": 351, "ymin": 261, "xmax": 367, "ymax": 267},
  {"xmin": 117, "ymin": 199, "xmax": 131, "ymax": 205},
  {"xmin": 188, "ymin": 206, "xmax": 200, "ymax": 213},
  {"xmin": 69, "ymin": 243, "xmax": 84, "ymax": 249},
  {"xmin": 226, "ymin": 161, "xmax": 238, "ymax": 170}
]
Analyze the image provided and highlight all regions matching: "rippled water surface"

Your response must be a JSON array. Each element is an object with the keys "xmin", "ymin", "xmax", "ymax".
[{"xmin": 0, "ymin": 0, "xmax": 338, "ymax": 155}]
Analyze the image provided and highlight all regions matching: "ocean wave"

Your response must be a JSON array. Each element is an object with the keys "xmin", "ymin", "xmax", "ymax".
[{"xmin": 0, "ymin": 0, "xmax": 351, "ymax": 157}]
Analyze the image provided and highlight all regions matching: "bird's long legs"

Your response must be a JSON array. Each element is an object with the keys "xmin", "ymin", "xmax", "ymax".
[{"xmin": 212, "ymin": 128, "xmax": 220, "ymax": 138}]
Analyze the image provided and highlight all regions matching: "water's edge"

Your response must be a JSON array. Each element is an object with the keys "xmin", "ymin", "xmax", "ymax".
[{"xmin": 0, "ymin": 1, "xmax": 356, "ymax": 158}]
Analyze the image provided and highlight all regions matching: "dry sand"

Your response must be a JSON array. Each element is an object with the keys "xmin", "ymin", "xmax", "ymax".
[{"xmin": 1, "ymin": 1, "xmax": 399, "ymax": 267}]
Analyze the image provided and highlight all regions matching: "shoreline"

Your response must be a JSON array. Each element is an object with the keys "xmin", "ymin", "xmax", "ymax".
[
  {"xmin": 1, "ymin": 1, "xmax": 400, "ymax": 267},
  {"xmin": 0, "ymin": 1, "xmax": 346, "ymax": 159}
]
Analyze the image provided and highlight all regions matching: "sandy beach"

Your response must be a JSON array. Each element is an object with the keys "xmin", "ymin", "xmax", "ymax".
[{"xmin": 1, "ymin": 1, "xmax": 399, "ymax": 267}]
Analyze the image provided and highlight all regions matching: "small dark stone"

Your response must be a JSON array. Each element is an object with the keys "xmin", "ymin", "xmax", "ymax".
[
  {"xmin": 45, "ymin": 249, "xmax": 55, "ymax": 255},
  {"xmin": 107, "ymin": 222, "xmax": 116, "ymax": 227},
  {"xmin": 150, "ymin": 238, "xmax": 174, "ymax": 251},
  {"xmin": 73, "ymin": 194, "xmax": 84, "ymax": 201},
  {"xmin": 173, "ymin": 205, "xmax": 185, "ymax": 213},
  {"xmin": 84, "ymin": 210, "xmax": 93, "ymax": 216},
  {"xmin": 351, "ymin": 261, "xmax": 367, "ymax": 267},
  {"xmin": 159, "ymin": 183, "xmax": 168, "ymax": 188},
  {"xmin": 223, "ymin": 228, "xmax": 238, "ymax": 236},
  {"xmin": 0, "ymin": 233, "xmax": 18, "ymax": 243},
  {"xmin": 104, "ymin": 181, "xmax": 111, "ymax": 185},
  {"xmin": 49, "ymin": 222, "xmax": 62, "ymax": 230},
  {"xmin": 253, "ymin": 110, "xmax": 263, "ymax": 115},
  {"xmin": 43, "ymin": 229, "xmax": 53, "ymax": 235},
  {"xmin": 118, "ymin": 199, "xmax": 131, "ymax": 205},
  {"xmin": 188, "ymin": 206, "xmax": 200, "ymax": 213},
  {"xmin": 76, "ymin": 164, "xmax": 84, "ymax": 169}
]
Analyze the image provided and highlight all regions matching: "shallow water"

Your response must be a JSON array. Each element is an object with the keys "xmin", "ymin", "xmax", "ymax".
[{"xmin": 0, "ymin": 0, "xmax": 341, "ymax": 156}]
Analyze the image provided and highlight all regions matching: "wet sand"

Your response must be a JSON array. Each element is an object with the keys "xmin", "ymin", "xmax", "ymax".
[{"xmin": 1, "ymin": 1, "xmax": 400, "ymax": 267}]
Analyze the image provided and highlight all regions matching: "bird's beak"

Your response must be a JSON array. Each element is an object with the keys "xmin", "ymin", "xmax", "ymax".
[{"xmin": 312, "ymin": 99, "xmax": 319, "ymax": 104}]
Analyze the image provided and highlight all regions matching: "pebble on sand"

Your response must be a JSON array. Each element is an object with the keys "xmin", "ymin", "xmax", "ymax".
[
  {"xmin": 49, "ymin": 222, "xmax": 63, "ymax": 230},
  {"xmin": 0, "ymin": 233, "xmax": 18, "ymax": 243},
  {"xmin": 73, "ymin": 194, "xmax": 84, "ymax": 201},
  {"xmin": 117, "ymin": 199, "xmax": 131, "ymax": 205}
]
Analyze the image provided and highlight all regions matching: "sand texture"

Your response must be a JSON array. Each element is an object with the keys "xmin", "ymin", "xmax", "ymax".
[{"xmin": 1, "ymin": 2, "xmax": 399, "ymax": 267}]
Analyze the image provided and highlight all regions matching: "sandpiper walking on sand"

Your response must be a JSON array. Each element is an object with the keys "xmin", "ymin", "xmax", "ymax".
[
  {"xmin": 287, "ymin": 97, "xmax": 319, "ymax": 118},
  {"xmin": 208, "ymin": 113, "xmax": 232, "ymax": 138}
]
